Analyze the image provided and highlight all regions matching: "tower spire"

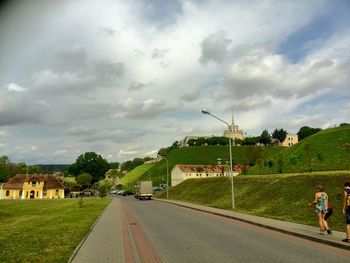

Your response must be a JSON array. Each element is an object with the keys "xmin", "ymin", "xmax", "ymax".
[{"xmin": 231, "ymin": 109, "xmax": 234, "ymax": 124}]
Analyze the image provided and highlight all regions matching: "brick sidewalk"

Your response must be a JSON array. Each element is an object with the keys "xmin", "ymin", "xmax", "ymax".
[{"xmin": 69, "ymin": 198, "xmax": 125, "ymax": 263}]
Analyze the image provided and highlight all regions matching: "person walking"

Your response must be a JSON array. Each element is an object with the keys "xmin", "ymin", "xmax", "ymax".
[
  {"xmin": 308, "ymin": 185, "xmax": 331, "ymax": 235},
  {"xmin": 342, "ymin": 182, "xmax": 350, "ymax": 242}
]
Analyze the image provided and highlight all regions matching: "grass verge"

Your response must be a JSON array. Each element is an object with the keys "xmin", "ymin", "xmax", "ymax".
[
  {"xmin": 0, "ymin": 198, "xmax": 110, "ymax": 263},
  {"xmin": 157, "ymin": 172, "xmax": 350, "ymax": 231}
]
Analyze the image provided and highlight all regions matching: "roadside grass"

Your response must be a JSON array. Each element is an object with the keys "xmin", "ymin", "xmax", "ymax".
[
  {"xmin": 157, "ymin": 172, "xmax": 350, "ymax": 231},
  {"xmin": 0, "ymin": 198, "xmax": 110, "ymax": 263},
  {"xmin": 120, "ymin": 163, "xmax": 155, "ymax": 186}
]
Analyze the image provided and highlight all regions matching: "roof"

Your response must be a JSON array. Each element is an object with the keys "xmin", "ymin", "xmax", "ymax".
[
  {"xmin": 173, "ymin": 164, "xmax": 228, "ymax": 173},
  {"xmin": 2, "ymin": 174, "xmax": 66, "ymax": 190}
]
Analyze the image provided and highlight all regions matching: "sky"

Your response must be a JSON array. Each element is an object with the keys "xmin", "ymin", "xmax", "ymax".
[{"xmin": 0, "ymin": 0, "xmax": 349, "ymax": 164}]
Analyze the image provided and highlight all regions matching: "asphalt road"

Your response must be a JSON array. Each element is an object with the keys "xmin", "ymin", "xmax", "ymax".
[{"xmin": 120, "ymin": 196, "xmax": 349, "ymax": 263}]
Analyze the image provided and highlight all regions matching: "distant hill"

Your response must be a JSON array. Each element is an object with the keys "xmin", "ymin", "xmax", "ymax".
[
  {"xmin": 247, "ymin": 126, "xmax": 350, "ymax": 174},
  {"xmin": 136, "ymin": 145, "xmax": 282, "ymax": 187},
  {"xmin": 37, "ymin": 164, "xmax": 70, "ymax": 174},
  {"xmin": 120, "ymin": 163, "xmax": 155, "ymax": 186}
]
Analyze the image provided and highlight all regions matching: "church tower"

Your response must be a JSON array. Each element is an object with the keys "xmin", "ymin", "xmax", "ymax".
[{"xmin": 223, "ymin": 111, "xmax": 244, "ymax": 141}]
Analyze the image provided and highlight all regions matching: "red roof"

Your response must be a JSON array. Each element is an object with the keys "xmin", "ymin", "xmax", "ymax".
[{"xmin": 2, "ymin": 174, "xmax": 66, "ymax": 190}]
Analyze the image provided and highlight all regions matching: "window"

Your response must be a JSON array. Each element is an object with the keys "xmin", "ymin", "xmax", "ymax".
[
  {"xmin": 55, "ymin": 189, "xmax": 59, "ymax": 196},
  {"xmin": 19, "ymin": 190, "xmax": 22, "ymax": 197},
  {"xmin": 43, "ymin": 190, "xmax": 47, "ymax": 197},
  {"xmin": 37, "ymin": 191, "xmax": 39, "ymax": 197},
  {"xmin": 32, "ymin": 181, "xmax": 36, "ymax": 187},
  {"xmin": 26, "ymin": 191, "xmax": 28, "ymax": 198},
  {"xmin": 6, "ymin": 190, "xmax": 9, "ymax": 197}
]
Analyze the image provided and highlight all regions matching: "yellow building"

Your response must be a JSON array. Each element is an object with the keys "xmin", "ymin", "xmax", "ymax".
[
  {"xmin": 0, "ymin": 174, "xmax": 66, "ymax": 200},
  {"xmin": 281, "ymin": 134, "xmax": 299, "ymax": 147}
]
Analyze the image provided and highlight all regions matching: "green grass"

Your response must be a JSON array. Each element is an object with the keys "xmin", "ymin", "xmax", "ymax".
[
  {"xmin": 120, "ymin": 163, "xmax": 155, "ymax": 186},
  {"xmin": 157, "ymin": 172, "xmax": 350, "ymax": 231},
  {"xmin": 248, "ymin": 126, "xmax": 350, "ymax": 174},
  {"xmin": 137, "ymin": 146, "xmax": 282, "ymax": 186},
  {"xmin": 0, "ymin": 198, "xmax": 110, "ymax": 263}
]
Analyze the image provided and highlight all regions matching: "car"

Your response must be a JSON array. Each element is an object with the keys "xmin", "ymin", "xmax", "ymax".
[
  {"xmin": 124, "ymin": 190, "xmax": 135, "ymax": 196},
  {"xmin": 117, "ymin": 190, "xmax": 126, "ymax": 195},
  {"xmin": 160, "ymin": 184, "xmax": 168, "ymax": 189},
  {"xmin": 153, "ymin": 187, "xmax": 163, "ymax": 194},
  {"xmin": 110, "ymin": 190, "xmax": 118, "ymax": 194}
]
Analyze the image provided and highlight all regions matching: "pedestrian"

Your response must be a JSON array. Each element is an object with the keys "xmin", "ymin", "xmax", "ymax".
[
  {"xmin": 308, "ymin": 185, "xmax": 331, "ymax": 235},
  {"xmin": 342, "ymin": 182, "xmax": 350, "ymax": 242},
  {"xmin": 324, "ymin": 195, "xmax": 333, "ymax": 234}
]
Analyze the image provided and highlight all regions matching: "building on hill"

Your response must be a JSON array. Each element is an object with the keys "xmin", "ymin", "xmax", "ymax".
[
  {"xmin": 179, "ymin": 135, "xmax": 212, "ymax": 147},
  {"xmin": 272, "ymin": 134, "xmax": 299, "ymax": 147},
  {"xmin": 0, "ymin": 174, "xmax": 66, "ymax": 200},
  {"xmin": 223, "ymin": 114, "xmax": 244, "ymax": 141},
  {"xmin": 281, "ymin": 134, "xmax": 298, "ymax": 146},
  {"xmin": 171, "ymin": 164, "xmax": 234, "ymax": 187}
]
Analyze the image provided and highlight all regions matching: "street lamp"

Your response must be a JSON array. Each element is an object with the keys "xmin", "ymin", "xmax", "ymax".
[
  {"xmin": 165, "ymin": 157, "xmax": 169, "ymax": 199},
  {"xmin": 202, "ymin": 109, "xmax": 235, "ymax": 209}
]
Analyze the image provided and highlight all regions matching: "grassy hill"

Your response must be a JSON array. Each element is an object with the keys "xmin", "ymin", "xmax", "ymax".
[
  {"xmin": 156, "ymin": 172, "xmax": 350, "ymax": 231},
  {"xmin": 136, "ymin": 146, "xmax": 282, "ymax": 186},
  {"xmin": 120, "ymin": 163, "xmax": 155, "ymax": 186},
  {"xmin": 248, "ymin": 126, "xmax": 350, "ymax": 174}
]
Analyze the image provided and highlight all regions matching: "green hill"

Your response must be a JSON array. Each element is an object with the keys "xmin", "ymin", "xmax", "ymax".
[
  {"xmin": 248, "ymin": 126, "xmax": 350, "ymax": 174},
  {"xmin": 156, "ymin": 172, "xmax": 350, "ymax": 231},
  {"xmin": 120, "ymin": 163, "xmax": 155, "ymax": 186},
  {"xmin": 137, "ymin": 146, "xmax": 282, "ymax": 186}
]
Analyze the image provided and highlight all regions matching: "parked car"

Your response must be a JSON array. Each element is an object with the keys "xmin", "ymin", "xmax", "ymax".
[
  {"xmin": 160, "ymin": 184, "xmax": 168, "ymax": 189},
  {"xmin": 153, "ymin": 187, "xmax": 163, "ymax": 194},
  {"xmin": 117, "ymin": 190, "xmax": 125, "ymax": 195},
  {"xmin": 124, "ymin": 190, "xmax": 135, "ymax": 196},
  {"xmin": 110, "ymin": 190, "xmax": 118, "ymax": 194}
]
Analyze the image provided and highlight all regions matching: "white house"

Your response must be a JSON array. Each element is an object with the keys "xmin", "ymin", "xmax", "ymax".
[{"xmin": 171, "ymin": 164, "xmax": 230, "ymax": 187}]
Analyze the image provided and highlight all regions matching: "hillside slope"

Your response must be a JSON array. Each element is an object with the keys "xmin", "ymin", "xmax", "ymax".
[
  {"xmin": 137, "ymin": 146, "xmax": 282, "ymax": 186},
  {"xmin": 120, "ymin": 163, "xmax": 154, "ymax": 186},
  {"xmin": 156, "ymin": 172, "xmax": 350, "ymax": 231},
  {"xmin": 248, "ymin": 126, "xmax": 350, "ymax": 174}
]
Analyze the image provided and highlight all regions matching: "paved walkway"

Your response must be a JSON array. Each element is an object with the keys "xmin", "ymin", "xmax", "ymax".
[
  {"xmin": 69, "ymin": 197, "xmax": 350, "ymax": 263},
  {"xmin": 70, "ymin": 198, "xmax": 125, "ymax": 263}
]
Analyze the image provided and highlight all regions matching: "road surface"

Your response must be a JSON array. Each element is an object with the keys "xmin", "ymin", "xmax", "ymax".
[{"xmin": 120, "ymin": 196, "xmax": 349, "ymax": 263}]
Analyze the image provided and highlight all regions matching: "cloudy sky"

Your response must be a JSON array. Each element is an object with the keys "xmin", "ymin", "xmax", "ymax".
[{"xmin": 0, "ymin": 0, "xmax": 349, "ymax": 164}]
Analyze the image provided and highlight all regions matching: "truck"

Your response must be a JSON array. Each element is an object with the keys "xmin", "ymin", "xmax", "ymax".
[{"xmin": 135, "ymin": 181, "xmax": 153, "ymax": 200}]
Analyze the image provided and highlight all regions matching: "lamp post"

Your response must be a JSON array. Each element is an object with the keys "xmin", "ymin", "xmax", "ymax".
[
  {"xmin": 165, "ymin": 157, "xmax": 169, "ymax": 199},
  {"xmin": 201, "ymin": 109, "xmax": 235, "ymax": 209}
]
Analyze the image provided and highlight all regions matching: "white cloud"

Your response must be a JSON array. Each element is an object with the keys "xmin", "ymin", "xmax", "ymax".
[
  {"xmin": 0, "ymin": 0, "xmax": 349, "ymax": 164},
  {"xmin": 7, "ymin": 83, "xmax": 27, "ymax": 92}
]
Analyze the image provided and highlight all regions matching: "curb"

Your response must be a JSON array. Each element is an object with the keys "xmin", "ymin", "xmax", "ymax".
[
  {"xmin": 67, "ymin": 198, "xmax": 112, "ymax": 263},
  {"xmin": 155, "ymin": 198, "xmax": 350, "ymax": 251}
]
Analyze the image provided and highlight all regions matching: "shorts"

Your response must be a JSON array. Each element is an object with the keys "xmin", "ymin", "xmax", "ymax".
[
  {"xmin": 324, "ymin": 208, "xmax": 333, "ymax": 221},
  {"xmin": 346, "ymin": 208, "xmax": 350, "ymax": 225}
]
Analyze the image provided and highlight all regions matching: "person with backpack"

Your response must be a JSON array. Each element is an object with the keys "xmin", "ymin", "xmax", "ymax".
[
  {"xmin": 308, "ymin": 185, "xmax": 331, "ymax": 235},
  {"xmin": 342, "ymin": 182, "xmax": 350, "ymax": 242}
]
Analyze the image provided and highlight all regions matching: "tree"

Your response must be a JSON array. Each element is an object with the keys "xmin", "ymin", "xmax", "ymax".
[
  {"xmin": 68, "ymin": 152, "xmax": 110, "ymax": 183},
  {"xmin": 272, "ymin": 128, "xmax": 287, "ymax": 144},
  {"xmin": 98, "ymin": 178, "xmax": 113, "ymax": 198},
  {"xmin": 297, "ymin": 126, "xmax": 321, "ymax": 141},
  {"xmin": 76, "ymin": 173, "xmax": 93, "ymax": 187},
  {"xmin": 277, "ymin": 153, "xmax": 284, "ymax": 174},
  {"xmin": 259, "ymin": 130, "xmax": 271, "ymax": 145},
  {"xmin": 0, "ymin": 155, "xmax": 10, "ymax": 164}
]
